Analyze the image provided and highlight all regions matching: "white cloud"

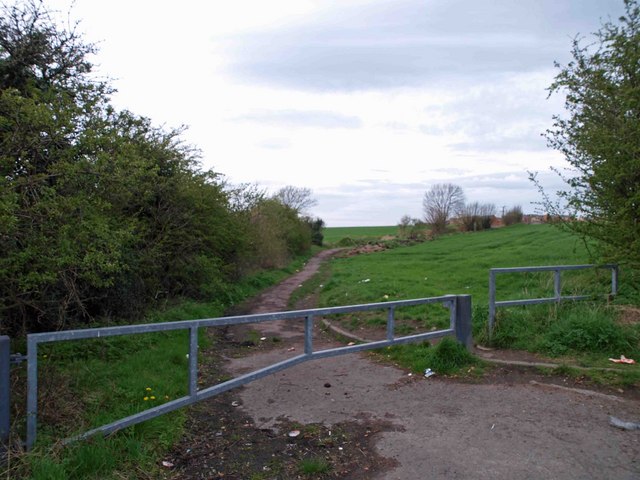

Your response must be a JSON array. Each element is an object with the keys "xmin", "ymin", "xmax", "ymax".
[{"xmin": 46, "ymin": 0, "xmax": 624, "ymax": 226}]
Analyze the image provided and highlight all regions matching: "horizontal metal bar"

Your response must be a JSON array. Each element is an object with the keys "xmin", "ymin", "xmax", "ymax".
[
  {"xmin": 59, "ymin": 325, "xmax": 455, "ymax": 443},
  {"xmin": 63, "ymin": 395, "xmax": 195, "ymax": 444},
  {"xmin": 196, "ymin": 354, "xmax": 309, "ymax": 402},
  {"xmin": 63, "ymin": 353, "xmax": 311, "ymax": 443},
  {"xmin": 490, "ymin": 264, "xmax": 616, "ymax": 274},
  {"xmin": 10, "ymin": 353, "xmax": 27, "ymax": 365},
  {"xmin": 496, "ymin": 295, "xmax": 590, "ymax": 308},
  {"xmin": 29, "ymin": 296, "xmax": 457, "ymax": 345},
  {"xmin": 311, "ymin": 329, "xmax": 454, "ymax": 359}
]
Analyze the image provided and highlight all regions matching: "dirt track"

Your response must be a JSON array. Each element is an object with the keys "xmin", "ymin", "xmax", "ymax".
[{"xmin": 175, "ymin": 249, "xmax": 640, "ymax": 479}]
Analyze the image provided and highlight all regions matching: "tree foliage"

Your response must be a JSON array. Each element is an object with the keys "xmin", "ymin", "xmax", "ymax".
[
  {"xmin": 0, "ymin": 1, "xmax": 313, "ymax": 335},
  {"xmin": 422, "ymin": 183, "xmax": 465, "ymax": 234},
  {"xmin": 538, "ymin": 0, "xmax": 640, "ymax": 271},
  {"xmin": 274, "ymin": 185, "xmax": 318, "ymax": 215}
]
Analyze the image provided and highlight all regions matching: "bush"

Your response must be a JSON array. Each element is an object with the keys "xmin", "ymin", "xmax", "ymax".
[{"xmin": 503, "ymin": 206, "xmax": 523, "ymax": 226}]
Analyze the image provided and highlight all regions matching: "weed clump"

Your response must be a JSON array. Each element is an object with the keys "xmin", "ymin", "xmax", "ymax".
[
  {"xmin": 299, "ymin": 456, "xmax": 330, "ymax": 475},
  {"xmin": 539, "ymin": 307, "xmax": 637, "ymax": 356},
  {"xmin": 429, "ymin": 338, "xmax": 477, "ymax": 374},
  {"xmin": 384, "ymin": 337, "xmax": 477, "ymax": 375}
]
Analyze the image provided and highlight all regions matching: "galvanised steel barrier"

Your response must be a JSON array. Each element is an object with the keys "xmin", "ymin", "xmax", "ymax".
[
  {"xmin": 488, "ymin": 264, "xmax": 618, "ymax": 335},
  {"xmin": 16, "ymin": 294, "xmax": 472, "ymax": 450}
]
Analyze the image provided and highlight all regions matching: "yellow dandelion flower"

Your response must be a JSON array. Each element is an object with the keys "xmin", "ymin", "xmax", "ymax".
[
  {"xmin": 150, "ymin": 396, "xmax": 156, "ymax": 400},
  {"xmin": 145, "ymin": 387, "xmax": 152, "ymax": 391},
  {"xmin": 143, "ymin": 396, "xmax": 149, "ymax": 401}
]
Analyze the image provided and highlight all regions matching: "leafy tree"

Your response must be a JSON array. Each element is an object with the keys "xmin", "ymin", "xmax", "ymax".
[
  {"xmin": 274, "ymin": 185, "xmax": 318, "ymax": 215},
  {"xmin": 0, "ymin": 1, "xmax": 244, "ymax": 334},
  {"xmin": 304, "ymin": 216, "xmax": 325, "ymax": 246},
  {"xmin": 422, "ymin": 183, "xmax": 465, "ymax": 234},
  {"xmin": 536, "ymin": 0, "xmax": 640, "ymax": 274},
  {"xmin": 243, "ymin": 199, "xmax": 311, "ymax": 270},
  {"xmin": 0, "ymin": 1, "xmax": 318, "ymax": 336}
]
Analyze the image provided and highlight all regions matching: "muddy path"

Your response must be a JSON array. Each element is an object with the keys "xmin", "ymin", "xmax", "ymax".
[{"xmin": 169, "ymin": 249, "xmax": 640, "ymax": 480}]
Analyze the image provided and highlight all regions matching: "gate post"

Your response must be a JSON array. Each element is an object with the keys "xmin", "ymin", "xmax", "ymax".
[
  {"xmin": 454, "ymin": 295, "xmax": 473, "ymax": 350},
  {"xmin": 0, "ymin": 336, "xmax": 9, "ymax": 449}
]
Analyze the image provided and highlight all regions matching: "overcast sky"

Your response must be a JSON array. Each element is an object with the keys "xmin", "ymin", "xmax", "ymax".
[{"xmin": 48, "ymin": 0, "xmax": 624, "ymax": 226}]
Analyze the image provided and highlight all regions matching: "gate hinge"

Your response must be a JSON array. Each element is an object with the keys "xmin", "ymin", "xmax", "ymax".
[{"xmin": 9, "ymin": 353, "xmax": 27, "ymax": 365}]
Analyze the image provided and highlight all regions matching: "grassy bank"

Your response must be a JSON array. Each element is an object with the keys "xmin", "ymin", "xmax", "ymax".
[
  {"xmin": 316, "ymin": 224, "xmax": 639, "ymax": 377},
  {"xmin": 6, "ymin": 252, "xmax": 317, "ymax": 480}
]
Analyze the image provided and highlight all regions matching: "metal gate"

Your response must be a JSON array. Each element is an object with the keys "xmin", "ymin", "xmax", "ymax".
[{"xmin": 1, "ymin": 294, "xmax": 472, "ymax": 450}]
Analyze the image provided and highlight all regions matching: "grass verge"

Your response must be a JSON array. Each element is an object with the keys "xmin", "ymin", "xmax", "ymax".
[{"xmin": 4, "ymin": 252, "xmax": 317, "ymax": 480}]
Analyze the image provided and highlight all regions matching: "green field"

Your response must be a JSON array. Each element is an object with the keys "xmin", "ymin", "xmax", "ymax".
[
  {"xmin": 320, "ymin": 224, "xmax": 599, "ymax": 307},
  {"xmin": 323, "ymin": 225, "xmax": 398, "ymax": 244},
  {"xmin": 315, "ymin": 224, "xmax": 639, "ymax": 373}
]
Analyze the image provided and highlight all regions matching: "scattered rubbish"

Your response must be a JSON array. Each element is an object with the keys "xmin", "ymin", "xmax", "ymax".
[
  {"xmin": 287, "ymin": 347, "xmax": 296, "ymax": 352},
  {"xmin": 609, "ymin": 416, "xmax": 640, "ymax": 430},
  {"xmin": 491, "ymin": 424, "xmax": 495, "ymax": 430},
  {"xmin": 338, "ymin": 447, "xmax": 344, "ymax": 451},
  {"xmin": 608, "ymin": 355, "xmax": 636, "ymax": 364},
  {"xmin": 324, "ymin": 382, "xmax": 332, "ymax": 388},
  {"xmin": 231, "ymin": 401, "xmax": 240, "ymax": 407},
  {"xmin": 347, "ymin": 342, "xmax": 356, "ymax": 346},
  {"xmin": 185, "ymin": 354, "xmax": 189, "ymax": 359},
  {"xmin": 383, "ymin": 294, "xmax": 389, "ymax": 299},
  {"xmin": 260, "ymin": 337, "xmax": 267, "ymax": 341},
  {"xmin": 424, "ymin": 368, "xmax": 435, "ymax": 378},
  {"xmin": 319, "ymin": 284, "xmax": 324, "ymax": 288},
  {"xmin": 215, "ymin": 431, "xmax": 223, "ymax": 437},
  {"xmin": 162, "ymin": 460, "xmax": 174, "ymax": 468},
  {"xmin": 360, "ymin": 278, "xmax": 371, "ymax": 283},
  {"xmin": 408, "ymin": 373, "xmax": 412, "ymax": 377},
  {"xmin": 288, "ymin": 430, "xmax": 301, "ymax": 437}
]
